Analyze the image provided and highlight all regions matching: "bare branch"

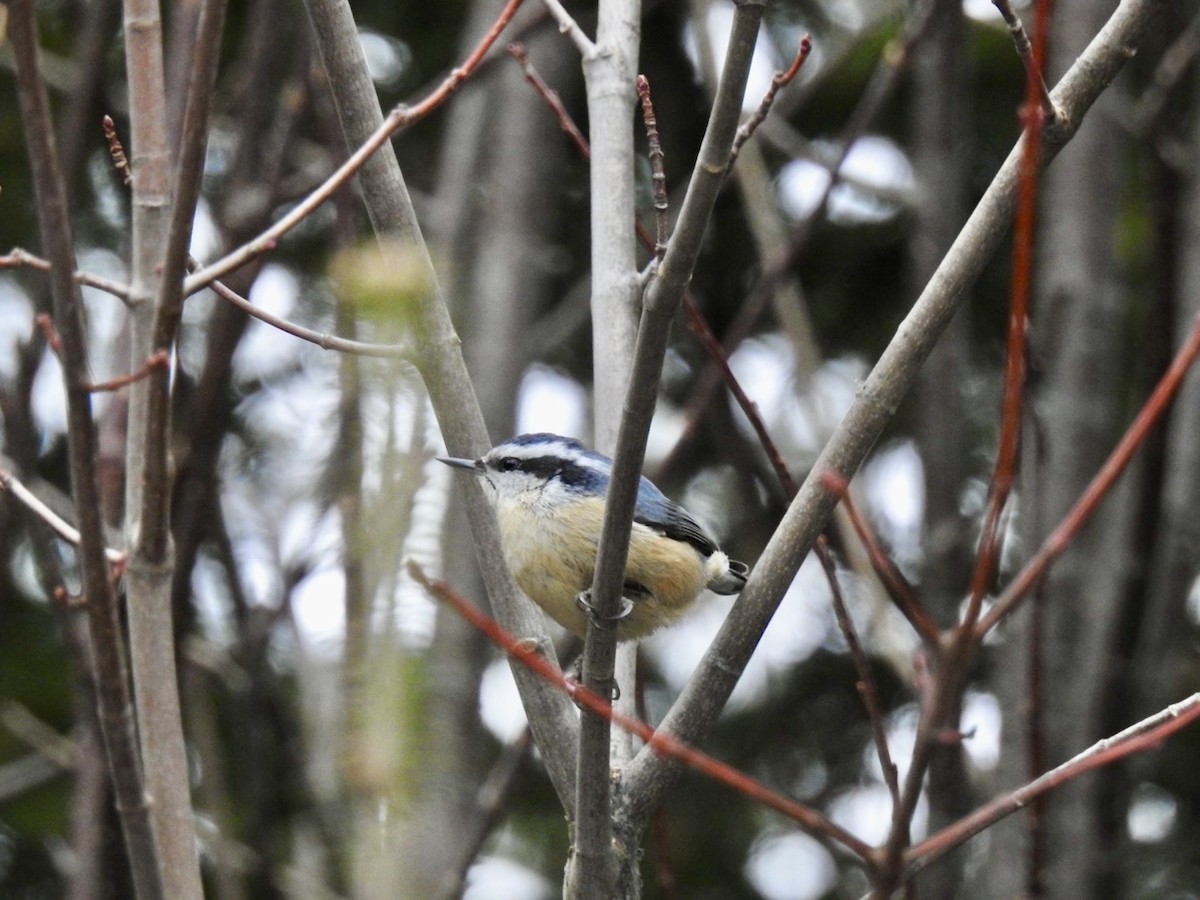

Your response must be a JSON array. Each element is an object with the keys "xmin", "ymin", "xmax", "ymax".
[
  {"xmin": 86, "ymin": 351, "xmax": 171, "ymax": 394},
  {"xmin": 729, "ymin": 34, "xmax": 813, "ymax": 164},
  {"xmin": 992, "ymin": 0, "xmax": 1059, "ymax": 124},
  {"xmin": 960, "ymin": 0, "xmax": 1054, "ymax": 638},
  {"xmin": 904, "ymin": 693, "xmax": 1200, "ymax": 880},
  {"xmin": 0, "ymin": 465, "xmax": 126, "ymax": 566},
  {"xmin": 0, "ymin": 248, "xmax": 134, "ymax": 305},
  {"xmin": 817, "ymin": 541, "xmax": 900, "ymax": 808},
  {"xmin": 508, "ymin": 43, "xmax": 591, "ymax": 158},
  {"xmin": 208, "ymin": 278, "xmax": 415, "ymax": 358},
  {"xmin": 819, "ymin": 470, "xmax": 941, "ymax": 647},
  {"xmin": 636, "ymin": 74, "xmax": 669, "ymax": 262},
  {"xmin": 537, "ymin": 0, "xmax": 597, "ymax": 57},
  {"xmin": 102, "ymin": 114, "xmax": 132, "ymax": 186}
]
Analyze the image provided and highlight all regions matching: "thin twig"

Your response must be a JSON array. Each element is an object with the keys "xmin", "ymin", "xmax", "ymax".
[
  {"xmin": 961, "ymin": 0, "xmax": 1053, "ymax": 637},
  {"xmin": 508, "ymin": 43, "xmax": 591, "ymax": 158},
  {"xmin": 208, "ymin": 276, "xmax": 415, "ymax": 358},
  {"xmin": 636, "ymin": 74, "xmax": 669, "ymax": 263},
  {"xmin": 904, "ymin": 693, "xmax": 1200, "ymax": 881},
  {"xmin": 0, "ymin": 248, "xmax": 134, "ymax": 305},
  {"xmin": 86, "ymin": 351, "xmax": 170, "ymax": 393},
  {"xmin": 992, "ymin": 0, "xmax": 1059, "ymax": 123},
  {"xmin": 408, "ymin": 561, "xmax": 873, "ymax": 862},
  {"xmin": 1, "ymin": 247, "xmax": 412, "ymax": 359},
  {"xmin": 102, "ymin": 114, "xmax": 132, "ymax": 186},
  {"xmin": 819, "ymin": 471, "xmax": 941, "ymax": 648},
  {"xmin": 537, "ymin": 0, "xmax": 597, "ymax": 57},
  {"xmin": 0, "ymin": 466, "xmax": 126, "ymax": 566},
  {"xmin": 33, "ymin": 313, "xmax": 62, "ymax": 354},
  {"xmin": 816, "ymin": 540, "xmax": 900, "ymax": 807},
  {"xmin": 729, "ymin": 34, "xmax": 813, "ymax": 165}
]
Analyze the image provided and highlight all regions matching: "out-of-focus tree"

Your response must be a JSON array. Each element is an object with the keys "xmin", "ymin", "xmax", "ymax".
[{"xmin": 0, "ymin": 1, "xmax": 1195, "ymax": 898}]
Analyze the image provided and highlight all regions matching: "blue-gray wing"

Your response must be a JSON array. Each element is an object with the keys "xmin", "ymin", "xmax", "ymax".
[{"xmin": 633, "ymin": 477, "xmax": 719, "ymax": 556}]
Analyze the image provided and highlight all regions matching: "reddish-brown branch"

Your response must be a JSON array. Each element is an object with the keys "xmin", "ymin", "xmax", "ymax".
[
  {"xmin": 729, "ymin": 35, "xmax": 813, "ymax": 164},
  {"xmin": 508, "ymin": 43, "xmax": 591, "ymax": 159},
  {"xmin": 408, "ymin": 561, "xmax": 873, "ymax": 862},
  {"xmin": 819, "ymin": 470, "xmax": 941, "ymax": 647},
  {"xmin": 961, "ymin": 0, "xmax": 1053, "ymax": 636},
  {"xmin": 637, "ymin": 74, "xmax": 669, "ymax": 262},
  {"xmin": 102, "ymin": 114, "xmax": 132, "ymax": 186},
  {"xmin": 87, "ymin": 351, "xmax": 170, "ymax": 393},
  {"xmin": 977, "ymin": 310, "xmax": 1200, "ymax": 636},
  {"xmin": 992, "ymin": 0, "xmax": 1058, "ymax": 122},
  {"xmin": 33, "ymin": 313, "xmax": 62, "ymax": 354},
  {"xmin": 816, "ymin": 539, "xmax": 900, "ymax": 807},
  {"xmin": 904, "ymin": 693, "xmax": 1200, "ymax": 880}
]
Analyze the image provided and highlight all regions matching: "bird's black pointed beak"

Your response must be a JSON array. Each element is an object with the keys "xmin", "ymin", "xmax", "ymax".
[{"xmin": 438, "ymin": 455, "xmax": 484, "ymax": 473}]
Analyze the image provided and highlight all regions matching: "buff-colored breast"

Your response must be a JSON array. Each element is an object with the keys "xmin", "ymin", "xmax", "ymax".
[{"xmin": 494, "ymin": 493, "xmax": 708, "ymax": 639}]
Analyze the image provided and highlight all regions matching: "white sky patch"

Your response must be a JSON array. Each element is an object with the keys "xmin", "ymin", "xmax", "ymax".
[
  {"xmin": 778, "ymin": 136, "xmax": 913, "ymax": 224},
  {"xmin": 728, "ymin": 336, "xmax": 867, "ymax": 464},
  {"xmin": 645, "ymin": 554, "xmax": 831, "ymax": 709},
  {"xmin": 479, "ymin": 658, "xmax": 531, "ymax": 745},
  {"xmin": 683, "ymin": 3, "xmax": 779, "ymax": 112},
  {"xmin": 830, "ymin": 781, "xmax": 927, "ymax": 846},
  {"xmin": 1185, "ymin": 573, "xmax": 1200, "ymax": 626},
  {"xmin": 0, "ymin": 277, "xmax": 34, "ymax": 383},
  {"xmin": 463, "ymin": 855, "xmax": 554, "ymax": 900},
  {"xmin": 359, "ymin": 30, "xmax": 412, "ymax": 88},
  {"xmin": 236, "ymin": 542, "xmax": 284, "ymax": 609},
  {"xmin": 291, "ymin": 567, "xmax": 347, "ymax": 658},
  {"xmin": 1128, "ymin": 783, "xmax": 1178, "ymax": 843},
  {"xmin": 190, "ymin": 198, "xmax": 221, "ymax": 262},
  {"xmin": 961, "ymin": 690, "xmax": 1002, "ymax": 771},
  {"xmin": 963, "ymin": 0, "xmax": 1008, "ymax": 22},
  {"xmin": 31, "ymin": 350, "xmax": 67, "ymax": 438},
  {"xmin": 859, "ymin": 441, "xmax": 925, "ymax": 569},
  {"xmin": 516, "ymin": 366, "xmax": 588, "ymax": 439},
  {"xmin": 191, "ymin": 553, "xmax": 236, "ymax": 645},
  {"xmin": 232, "ymin": 264, "xmax": 302, "ymax": 381},
  {"xmin": 744, "ymin": 831, "xmax": 838, "ymax": 900}
]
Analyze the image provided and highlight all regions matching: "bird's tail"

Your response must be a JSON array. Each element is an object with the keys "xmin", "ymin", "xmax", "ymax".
[{"xmin": 707, "ymin": 553, "xmax": 749, "ymax": 595}]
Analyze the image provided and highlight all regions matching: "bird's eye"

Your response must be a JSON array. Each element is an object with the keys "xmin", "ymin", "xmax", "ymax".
[{"xmin": 498, "ymin": 457, "xmax": 520, "ymax": 472}]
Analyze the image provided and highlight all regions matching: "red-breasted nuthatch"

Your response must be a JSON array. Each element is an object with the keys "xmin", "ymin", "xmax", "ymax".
[{"xmin": 439, "ymin": 433, "xmax": 749, "ymax": 641}]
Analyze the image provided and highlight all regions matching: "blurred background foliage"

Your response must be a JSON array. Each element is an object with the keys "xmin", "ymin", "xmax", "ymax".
[{"xmin": 0, "ymin": 0, "xmax": 1198, "ymax": 897}]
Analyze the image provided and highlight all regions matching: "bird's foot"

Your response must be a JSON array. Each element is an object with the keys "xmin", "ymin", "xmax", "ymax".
[{"xmin": 575, "ymin": 589, "xmax": 633, "ymax": 630}]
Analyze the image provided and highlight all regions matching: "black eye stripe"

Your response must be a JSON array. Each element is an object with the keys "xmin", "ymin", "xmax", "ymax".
[{"xmin": 487, "ymin": 455, "xmax": 607, "ymax": 491}]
